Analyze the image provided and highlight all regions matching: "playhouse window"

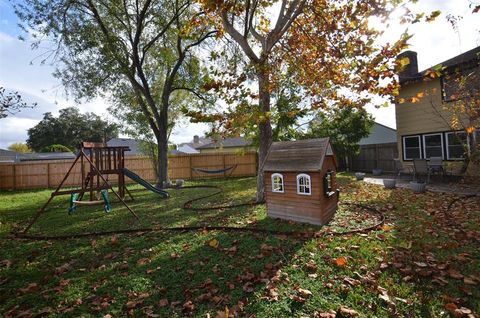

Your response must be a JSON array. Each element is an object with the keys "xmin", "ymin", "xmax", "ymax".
[
  {"xmin": 271, "ymin": 173, "xmax": 284, "ymax": 193},
  {"xmin": 296, "ymin": 174, "xmax": 311, "ymax": 195},
  {"xmin": 323, "ymin": 170, "xmax": 336, "ymax": 198}
]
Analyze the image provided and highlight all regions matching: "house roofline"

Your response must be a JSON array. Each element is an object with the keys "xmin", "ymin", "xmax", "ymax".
[
  {"xmin": 373, "ymin": 122, "xmax": 396, "ymax": 132},
  {"xmin": 400, "ymin": 45, "xmax": 480, "ymax": 86}
]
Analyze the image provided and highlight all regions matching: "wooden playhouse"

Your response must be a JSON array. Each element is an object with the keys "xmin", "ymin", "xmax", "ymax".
[{"xmin": 263, "ymin": 138, "xmax": 339, "ymax": 225}]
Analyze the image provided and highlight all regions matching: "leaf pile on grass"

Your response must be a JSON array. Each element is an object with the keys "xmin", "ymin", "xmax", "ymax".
[{"xmin": 0, "ymin": 174, "xmax": 479, "ymax": 317}]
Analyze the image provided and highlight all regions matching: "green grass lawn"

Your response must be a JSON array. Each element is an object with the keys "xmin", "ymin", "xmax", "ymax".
[{"xmin": 0, "ymin": 174, "xmax": 479, "ymax": 317}]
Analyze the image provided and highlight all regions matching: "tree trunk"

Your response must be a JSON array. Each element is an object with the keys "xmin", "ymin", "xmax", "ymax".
[
  {"xmin": 256, "ymin": 69, "xmax": 273, "ymax": 203},
  {"xmin": 155, "ymin": 110, "xmax": 169, "ymax": 189}
]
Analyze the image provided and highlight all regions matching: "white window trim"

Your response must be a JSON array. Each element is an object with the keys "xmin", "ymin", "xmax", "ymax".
[
  {"xmin": 271, "ymin": 173, "xmax": 284, "ymax": 193},
  {"xmin": 446, "ymin": 131, "xmax": 467, "ymax": 160},
  {"xmin": 422, "ymin": 133, "xmax": 444, "ymax": 159},
  {"xmin": 402, "ymin": 135, "xmax": 422, "ymax": 160},
  {"xmin": 296, "ymin": 173, "xmax": 312, "ymax": 196}
]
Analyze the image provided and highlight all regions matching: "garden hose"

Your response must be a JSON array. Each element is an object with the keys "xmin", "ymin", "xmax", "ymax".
[{"xmin": 12, "ymin": 184, "xmax": 385, "ymax": 241}]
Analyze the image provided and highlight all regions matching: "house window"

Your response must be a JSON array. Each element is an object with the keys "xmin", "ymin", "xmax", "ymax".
[
  {"xmin": 403, "ymin": 136, "xmax": 422, "ymax": 160},
  {"xmin": 423, "ymin": 133, "xmax": 443, "ymax": 159},
  {"xmin": 296, "ymin": 174, "xmax": 311, "ymax": 195},
  {"xmin": 446, "ymin": 132, "xmax": 467, "ymax": 160},
  {"xmin": 271, "ymin": 173, "xmax": 284, "ymax": 193}
]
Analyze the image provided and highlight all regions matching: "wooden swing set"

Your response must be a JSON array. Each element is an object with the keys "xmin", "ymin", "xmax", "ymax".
[{"xmin": 23, "ymin": 142, "xmax": 139, "ymax": 234}]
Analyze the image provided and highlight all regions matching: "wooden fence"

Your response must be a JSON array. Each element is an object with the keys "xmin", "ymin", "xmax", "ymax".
[
  {"xmin": 350, "ymin": 143, "xmax": 398, "ymax": 173},
  {"xmin": 0, "ymin": 152, "xmax": 258, "ymax": 190}
]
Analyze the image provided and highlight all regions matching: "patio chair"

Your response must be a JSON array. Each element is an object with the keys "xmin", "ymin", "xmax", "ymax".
[
  {"xmin": 428, "ymin": 157, "xmax": 445, "ymax": 179},
  {"xmin": 394, "ymin": 158, "xmax": 414, "ymax": 179},
  {"xmin": 413, "ymin": 158, "xmax": 431, "ymax": 183}
]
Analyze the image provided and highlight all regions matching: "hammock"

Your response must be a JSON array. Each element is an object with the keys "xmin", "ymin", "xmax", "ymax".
[{"xmin": 192, "ymin": 164, "xmax": 237, "ymax": 175}]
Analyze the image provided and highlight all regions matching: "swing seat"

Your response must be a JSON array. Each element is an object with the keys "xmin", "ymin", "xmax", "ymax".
[
  {"xmin": 72, "ymin": 200, "xmax": 105, "ymax": 205},
  {"xmin": 68, "ymin": 190, "xmax": 112, "ymax": 213}
]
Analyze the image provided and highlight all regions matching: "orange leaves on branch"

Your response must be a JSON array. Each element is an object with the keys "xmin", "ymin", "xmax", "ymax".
[
  {"xmin": 426, "ymin": 10, "xmax": 441, "ymax": 22},
  {"xmin": 465, "ymin": 126, "xmax": 475, "ymax": 134}
]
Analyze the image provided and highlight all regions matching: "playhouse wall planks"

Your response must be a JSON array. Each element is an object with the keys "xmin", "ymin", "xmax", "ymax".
[{"xmin": 263, "ymin": 138, "xmax": 339, "ymax": 225}]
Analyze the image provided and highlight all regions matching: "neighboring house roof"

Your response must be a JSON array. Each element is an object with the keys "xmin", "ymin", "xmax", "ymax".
[
  {"xmin": 263, "ymin": 138, "xmax": 334, "ymax": 172},
  {"xmin": 178, "ymin": 136, "xmax": 212, "ymax": 150},
  {"xmin": 359, "ymin": 122, "xmax": 397, "ymax": 145},
  {"xmin": 176, "ymin": 144, "xmax": 199, "ymax": 154},
  {"xmin": 0, "ymin": 149, "xmax": 20, "ymax": 162},
  {"xmin": 197, "ymin": 137, "xmax": 253, "ymax": 150},
  {"xmin": 18, "ymin": 152, "xmax": 76, "ymax": 161},
  {"xmin": 400, "ymin": 46, "xmax": 480, "ymax": 85},
  {"xmin": 107, "ymin": 138, "xmax": 141, "ymax": 155},
  {"xmin": 0, "ymin": 149, "xmax": 76, "ymax": 162}
]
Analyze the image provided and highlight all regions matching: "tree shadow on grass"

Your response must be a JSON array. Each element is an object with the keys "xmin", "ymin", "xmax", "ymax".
[
  {"xmin": 1, "ymin": 218, "xmax": 311, "ymax": 317},
  {"xmin": 0, "ymin": 176, "xmax": 334, "ymax": 317}
]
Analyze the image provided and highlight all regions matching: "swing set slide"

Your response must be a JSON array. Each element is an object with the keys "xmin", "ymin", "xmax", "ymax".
[{"xmin": 122, "ymin": 168, "xmax": 170, "ymax": 198}]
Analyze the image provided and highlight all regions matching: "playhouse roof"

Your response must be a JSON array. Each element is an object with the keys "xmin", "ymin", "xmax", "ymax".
[{"xmin": 263, "ymin": 138, "xmax": 334, "ymax": 172}]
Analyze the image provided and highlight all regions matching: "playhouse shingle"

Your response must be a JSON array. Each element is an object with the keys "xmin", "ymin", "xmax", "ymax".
[{"xmin": 263, "ymin": 138, "xmax": 333, "ymax": 172}]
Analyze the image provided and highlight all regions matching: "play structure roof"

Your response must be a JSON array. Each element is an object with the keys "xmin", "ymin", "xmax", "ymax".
[{"xmin": 263, "ymin": 138, "xmax": 334, "ymax": 172}]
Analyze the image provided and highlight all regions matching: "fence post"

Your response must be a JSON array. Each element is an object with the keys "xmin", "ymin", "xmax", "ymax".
[
  {"xmin": 189, "ymin": 155, "xmax": 193, "ymax": 180},
  {"xmin": 222, "ymin": 154, "xmax": 226, "ymax": 178},
  {"xmin": 13, "ymin": 164, "xmax": 16, "ymax": 190},
  {"xmin": 47, "ymin": 163, "xmax": 50, "ymax": 188}
]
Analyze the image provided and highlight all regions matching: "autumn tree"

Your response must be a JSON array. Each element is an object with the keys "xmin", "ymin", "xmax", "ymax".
[
  {"xmin": 15, "ymin": 0, "xmax": 215, "ymax": 188},
  {"xmin": 414, "ymin": 62, "xmax": 480, "ymax": 172},
  {"xmin": 304, "ymin": 107, "xmax": 374, "ymax": 166},
  {"xmin": 0, "ymin": 87, "xmax": 37, "ymax": 119},
  {"xmin": 8, "ymin": 143, "xmax": 33, "ymax": 153},
  {"xmin": 193, "ymin": 0, "xmax": 430, "ymax": 201}
]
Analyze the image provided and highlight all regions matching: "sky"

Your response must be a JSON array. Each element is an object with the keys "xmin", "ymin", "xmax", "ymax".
[{"xmin": 0, "ymin": 0, "xmax": 479, "ymax": 150}]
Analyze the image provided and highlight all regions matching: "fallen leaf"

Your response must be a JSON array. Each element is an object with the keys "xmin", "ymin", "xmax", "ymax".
[
  {"xmin": 448, "ymin": 270, "xmax": 464, "ymax": 280},
  {"xmin": 137, "ymin": 258, "xmax": 150, "ymax": 265},
  {"xmin": 297, "ymin": 288, "xmax": 312, "ymax": 298},
  {"xmin": 445, "ymin": 303, "xmax": 458, "ymax": 312},
  {"xmin": 339, "ymin": 305, "xmax": 358, "ymax": 317},
  {"xmin": 209, "ymin": 239, "xmax": 219, "ymax": 249},
  {"xmin": 243, "ymin": 282, "xmax": 254, "ymax": 293},
  {"xmin": 413, "ymin": 262, "xmax": 428, "ymax": 268},
  {"xmin": 182, "ymin": 300, "xmax": 194, "ymax": 312},
  {"xmin": 334, "ymin": 256, "xmax": 347, "ymax": 267},
  {"xmin": 381, "ymin": 224, "xmax": 392, "ymax": 231},
  {"xmin": 215, "ymin": 306, "xmax": 229, "ymax": 318},
  {"xmin": 18, "ymin": 282, "xmax": 39, "ymax": 294},
  {"xmin": 316, "ymin": 310, "xmax": 336, "ymax": 318},
  {"xmin": 158, "ymin": 299, "xmax": 169, "ymax": 307}
]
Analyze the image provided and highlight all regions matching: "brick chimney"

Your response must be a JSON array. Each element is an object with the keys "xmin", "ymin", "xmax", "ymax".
[
  {"xmin": 397, "ymin": 50, "xmax": 419, "ymax": 82},
  {"xmin": 193, "ymin": 135, "xmax": 199, "ymax": 144}
]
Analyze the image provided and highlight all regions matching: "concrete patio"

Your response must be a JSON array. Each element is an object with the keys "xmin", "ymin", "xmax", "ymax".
[{"xmin": 361, "ymin": 174, "xmax": 480, "ymax": 196}]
